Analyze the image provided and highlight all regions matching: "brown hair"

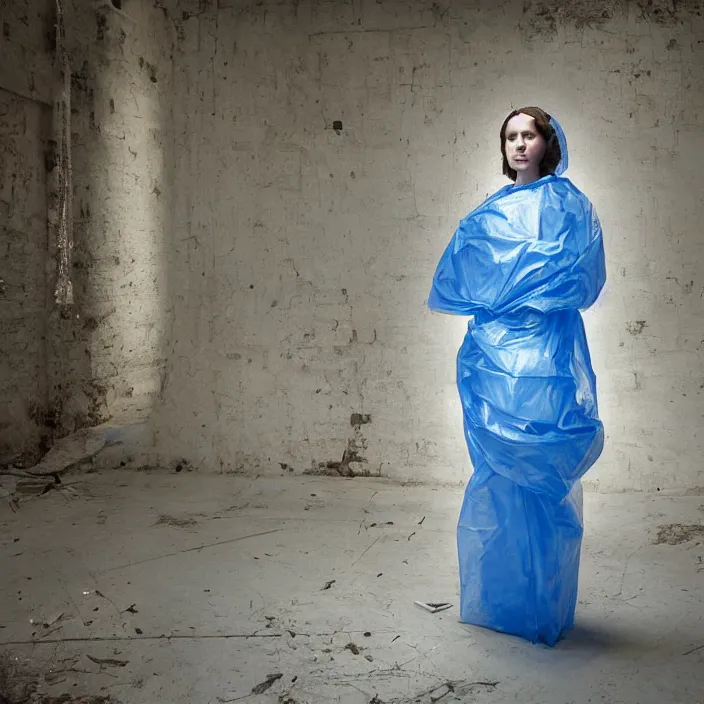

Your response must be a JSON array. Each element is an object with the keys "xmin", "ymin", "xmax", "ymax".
[{"xmin": 500, "ymin": 106, "xmax": 562, "ymax": 182}]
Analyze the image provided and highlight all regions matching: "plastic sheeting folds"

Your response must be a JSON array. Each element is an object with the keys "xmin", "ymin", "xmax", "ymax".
[{"xmin": 429, "ymin": 173, "xmax": 606, "ymax": 645}]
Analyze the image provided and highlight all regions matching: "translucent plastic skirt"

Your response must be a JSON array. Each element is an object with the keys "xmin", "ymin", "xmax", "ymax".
[{"xmin": 455, "ymin": 309, "xmax": 604, "ymax": 646}]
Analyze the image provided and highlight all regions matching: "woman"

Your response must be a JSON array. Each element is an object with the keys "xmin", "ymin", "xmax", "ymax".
[{"xmin": 428, "ymin": 107, "xmax": 606, "ymax": 646}]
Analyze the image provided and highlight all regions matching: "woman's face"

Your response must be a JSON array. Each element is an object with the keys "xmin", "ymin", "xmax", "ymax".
[{"xmin": 504, "ymin": 113, "xmax": 547, "ymax": 182}]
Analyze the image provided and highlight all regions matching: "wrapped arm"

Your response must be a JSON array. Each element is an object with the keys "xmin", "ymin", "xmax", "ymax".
[
  {"xmin": 427, "ymin": 232, "xmax": 483, "ymax": 315},
  {"xmin": 428, "ymin": 184, "xmax": 605, "ymax": 317}
]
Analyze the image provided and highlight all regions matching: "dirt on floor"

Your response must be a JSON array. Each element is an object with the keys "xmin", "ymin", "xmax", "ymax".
[{"xmin": 0, "ymin": 654, "xmax": 118, "ymax": 704}]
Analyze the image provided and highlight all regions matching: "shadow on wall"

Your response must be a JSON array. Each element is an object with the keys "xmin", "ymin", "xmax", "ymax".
[
  {"xmin": 0, "ymin": 0, "xmax": 80, "ymax": 466},
  {"xmin": 0, "ymin": 0, "xmax": 173, "ymax": 467},
  {"xmin": 0, "ymin": 88, "xmax": 54, "ymax": 465}
]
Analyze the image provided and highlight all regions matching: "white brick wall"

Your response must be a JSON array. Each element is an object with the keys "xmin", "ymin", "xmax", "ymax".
[{"xmin": 149, "ymin": 0, "xmax": 704, "ymax": 492}]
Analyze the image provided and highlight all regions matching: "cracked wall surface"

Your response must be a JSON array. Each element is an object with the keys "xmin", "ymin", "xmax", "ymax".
[
  {"xmin": 0, "ymin": 0, "xmax": 173, "ymax": 464},
  {"xmin": 149, "ymin": 0, "xmax": 704, "ymax": 491}
]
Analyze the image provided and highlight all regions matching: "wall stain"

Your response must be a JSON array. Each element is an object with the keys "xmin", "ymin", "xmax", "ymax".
[
  {"xmin": 520, "ymin": 0, "xmax": 701, "ymax": 41},
  {"xmin": 626, "ymin": 320, "xmax": 647, "ymax": 336},
  {"xmin": 520, "ymin": 0, "xmax": 615, "ymax": 41},
  {"xmin": 155, "ymin": 513, "xmax": 198, "ymax": 528},
  {"xmin": 96, "ymin": 11, "xmax": 107, "ymax": 40},
  {"xmin": 306, "ymin": 437, "xmax": 371, "ymax": 478},
  {"xmin": 667, "ymin": 275, "xmax": 694, "ymax": 293},
  {"xmin": 654, "ymin": 523, "xmax": 704, "ymax": 545},
  {"xmin": 351, "ymin": 412, "xmax": 372, "ymax": 427},
  {"xmin": 636, "ymin": 0, "xmax": 703, "ymax": 25}
]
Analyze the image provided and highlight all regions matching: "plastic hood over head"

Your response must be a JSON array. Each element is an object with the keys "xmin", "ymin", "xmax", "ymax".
[{"xmin": 550, "ymin": 116, "xmax": 569, "ymax": 176}]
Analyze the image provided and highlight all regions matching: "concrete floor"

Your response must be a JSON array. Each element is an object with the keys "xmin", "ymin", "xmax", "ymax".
[{"xmin": 0, "ymin": 469, "xmax": 703, "ymax": 704}]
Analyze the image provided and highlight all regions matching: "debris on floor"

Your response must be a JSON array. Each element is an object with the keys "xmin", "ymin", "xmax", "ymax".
[
  {"xmin": 2, "ymin": 470, "xmax": 703, "ymax": 703},
  {"xmin": 306, "ymin": 437, "xmax": 372, "ymax": 478},
  {"xmin": 426, "ymin": 682, "xmax": 453, "ymax": 703},
  {"xmin": 414, "ymin": 601, "xmax": 452, "ymax": 614},
  {"xmin": 0, "ymin": 653, "xmax": 119, "ymax": 704},
  {"xmin": 0, "ymin": 471, "xmax": 71, "ymax": 510},
  {"xmin": 84, "ymin": 656, "xmax": 128, "ymax": 669},
  {"xmin": 0, "ymin": 425, "xmax": 125, "ymax": 507},
  {"xmin": 153, "ymin": 514, "xmax": 198, "ymax": 528},
  {"xmin": 250, "ymin": 672, "xmax": 283, "ymax": 695},
  {"xmin": 389, "ymin": 679, "xmax": 499, "ymax": 704},
  {"xmin": 18, "ymin": 427, "xmax": 112, "ymax": 476}
]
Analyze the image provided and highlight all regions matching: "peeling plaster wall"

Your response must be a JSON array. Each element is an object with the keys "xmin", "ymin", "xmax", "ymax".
[
  {"xmin": 0, "ymin": 0, "xmax": 173, "ymax": 464},
  {"xmin": 150, "ymin": 0, "xmax": 704, "ymax": 493}
]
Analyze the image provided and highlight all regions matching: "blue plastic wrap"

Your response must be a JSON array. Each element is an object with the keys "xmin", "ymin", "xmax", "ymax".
[{"xmin": 428, "ymin": 127, "xmax": 605, "ymax": 646}]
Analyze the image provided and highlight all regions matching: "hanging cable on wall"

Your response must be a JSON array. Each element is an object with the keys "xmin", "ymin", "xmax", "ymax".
[{"xmin": 54, "ymin": 0, "xmax": 73, "ymax": 306}]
